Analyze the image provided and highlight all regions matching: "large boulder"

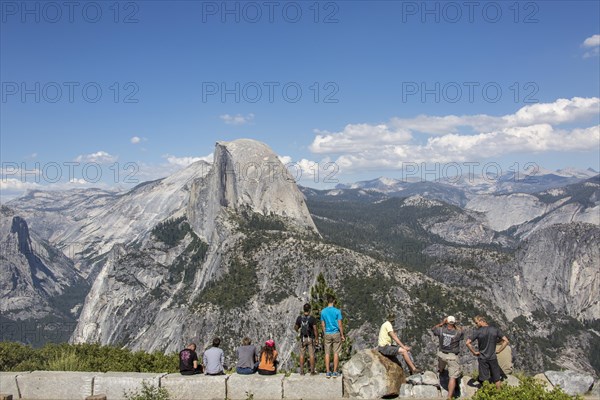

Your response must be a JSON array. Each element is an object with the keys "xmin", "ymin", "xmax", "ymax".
[
  {"xmin": 342, "ymin": 349, "xmax": 405, "ymax": 399},
  {"xmin": 545, "ymin": 370, "xmax": 594, "ymax": 395}
]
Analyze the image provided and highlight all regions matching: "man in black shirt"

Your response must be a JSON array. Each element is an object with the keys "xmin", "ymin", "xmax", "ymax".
[
  {"xmin": 294, "ymin": 303, "xmax": 319, "ymax": 375},
  {"xmin": 466, "ymin": 316, "xmax": 509, "ymax": 389},
  {"xmin": 179, "ymin": 343, "xmax": 202, "ymax": 375},
  {"xmin": 432, "ymin": 316, "xmax": 464, "ymax": 399}
]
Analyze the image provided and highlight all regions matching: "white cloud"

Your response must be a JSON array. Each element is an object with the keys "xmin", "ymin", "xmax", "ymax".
[
  {"xmin": 277, "ymin": 155, "xmax": 337, "ymax": 182},
  {"xmin": 74, "ymin": 151, "xmax": 118, "ymax": 164},
  {"xmin": 130, "ymin": 136, "xmax": 142, "ymax": 144},
  {"xmin": 278, "ymin": 155, "xmax": 293, "ymax": 164},
  {"xmin": 582, "ymin": 34, "xmax": 600, "ymax": 58},
  {"xmin": 220, "ymin": 113, "xmax": 255, "ymax": 125},
  {"xmin": 164, "ymin": 153, "xmax": 214, "ymax": 168},
  {"xmin": 0, "ymin": 178, "xmax": 40, "ymax": 192},
  {"xmin": 310, "ymin": 97, "xmax": 600, "ymax": 171},
  {"xmin": 504, "ymin": 97, "xmax": 599, "ymax": 126},
  {"xmin": 311, "ymin": 123, "xmax": 412, "ymax": 154},
  {"xmin": 583, "ymin": 34, "xmax": 600, "ymax": 48},
  {"xmin": 68, "ymin": 178, "xmax": 90, "ymax": 185}
]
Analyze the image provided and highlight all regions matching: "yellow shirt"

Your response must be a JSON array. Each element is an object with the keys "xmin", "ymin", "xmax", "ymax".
[{"xmin": 378, "ymin": 321, "xmax": 394, "ymax": 347}]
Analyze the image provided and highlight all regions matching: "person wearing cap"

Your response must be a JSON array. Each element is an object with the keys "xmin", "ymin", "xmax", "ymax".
[
  {"xmin": 377, "ymin": 313, "xmax": 420, "ymax": 374},
  {"xmin": 432, "ymin": 316, "xmax": 464, "ymax": 399},
  {"xmin": 258, "ymin": 339, "xmax": 278, "ymax": 375},
  {"xmin": 466, "ymin": 315, "xmax": 509, "ymax": 389}
]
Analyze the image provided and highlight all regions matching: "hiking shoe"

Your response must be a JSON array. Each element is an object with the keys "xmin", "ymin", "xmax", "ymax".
[
  {"xmin": 332, "ymin": 372, "xmax": 339, "ymax": 378},
  {"xmin": 310, "ymin": 371, "xmax": 318, "ymax": 376},
  {"xmin": 326, "ymin": 371, "xmax": 332, "ymax": 378}
]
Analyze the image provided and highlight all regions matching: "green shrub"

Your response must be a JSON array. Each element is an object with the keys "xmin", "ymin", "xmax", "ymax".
[
  {"xmin": 0, "ymin": 342, "xmax": 178, "ymax": 373},
  {"xmin": 124, "ymin": 380, "xmax": 170, "ymax": 400},
  {"xmin": 472, "ymin": 378, "xmax": 581, "ymax": 400},
  {"xmin": 0, "ymin": 341, "xmax": 35, "ymax": 371},
  {"xmin": 47, "ymin": 349, "xmax": 88, "ymax": 371}
]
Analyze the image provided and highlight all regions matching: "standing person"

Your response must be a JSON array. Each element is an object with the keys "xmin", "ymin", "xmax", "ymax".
[
  {"xmin": 432, "ymin": 316, "xmax": 464, "ymax": 399},
  {"xmin": 377, "ymin": 313, "xmax": 420, "ymax": 374},
  {"xmin": 466, "ymin": 316, "xmax": 509, "ymax": 389},
  {"xmin": 236, "ymin": 337, "xmax": 259, "ymax": 374},
  {"xmin": 257, "ymin": 339, "xmax": 278, "ymax": 375},
  {"xmin": 203, "ymin": 337, "xmax": 225, "ymax": 375},
  {"xmin": 320, "ymin": 294, "xmax": 345, "ymax": 378},
  {"xmin": 295, "ymin": 303, "xmax": 319, "ymax": 375},
  {"xmin": 179, "ymin": 343, "xmax": 202, "ymax": 375}
]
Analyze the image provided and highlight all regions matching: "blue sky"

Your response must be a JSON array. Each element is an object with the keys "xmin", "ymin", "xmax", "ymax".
[{"xmin": 1, "ymin": 0, "xmax": 599, "ymax": 196}]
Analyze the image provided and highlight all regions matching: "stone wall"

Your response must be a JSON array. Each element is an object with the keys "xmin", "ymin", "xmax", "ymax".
[{"xmin": 0, "ymin": 371, "xmax": 342, "ymax": 400}]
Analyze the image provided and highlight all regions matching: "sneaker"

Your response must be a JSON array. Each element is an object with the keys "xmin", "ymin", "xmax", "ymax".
[
  {"xmin": 332, "ymin": 372, "xmax": 339, "ymax": 378},
  {"xmin": 300, "ymin": 370, "xmax": 305, "ymax": 376},
  {"xmin": 326, "ymin": 371, "xmax": 332, "ymax": 378},
  {"xmin": 310, "ymin": 371, "xmax": 318, "ymax": 376}
]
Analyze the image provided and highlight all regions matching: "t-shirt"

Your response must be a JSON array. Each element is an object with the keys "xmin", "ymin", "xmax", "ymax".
[
  {"xmin": 470, "ymin": 326, "xmax": 505, "ymax": 360},
  {"xmin": 236, "ymin": 345, "xmax": 258, "ymax": 369},
  {"xmin": 378, "ymin": 321, "xmax": 394, "ymax": 347},
  {"xmin": 320, "ymin": 306, "xmax": 342, "ymax": 334},
  {"xmin": 203, "ymin": 347, "xmax": 225, "ymax": 374},
  {"xmin": 295, "ymin": 314, "xmax": 317, "ymax": 338},
  {"xmin": 179, "ymin": 348, "xmax": 198, "ymax": 373},
  {"xmin": 258, "ymin": 349, "xmax": 278, "ymax": 371},
  {"xmin": 432, "ymin": 326, "xmax": 464, "ymax": 354}
]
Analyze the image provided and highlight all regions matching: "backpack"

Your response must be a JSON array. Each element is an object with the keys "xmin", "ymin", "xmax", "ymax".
[{"xmin": 300, "ymin": 315, "xmax": 311, "ymax": 338}]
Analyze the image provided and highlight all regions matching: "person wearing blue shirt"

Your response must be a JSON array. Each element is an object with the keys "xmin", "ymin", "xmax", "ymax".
[{"xmin": 320, "ymin": 294, "xmax": 345, "ymax": 378}]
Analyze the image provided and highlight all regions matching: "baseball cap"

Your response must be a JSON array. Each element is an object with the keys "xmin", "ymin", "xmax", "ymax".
[
  {"xmin": 447, "ymin": 316, "xmax": 456, "ymax": 324},
  {"xmin": 265, "ymin": 339, "xmax": 275, "ymax": 347}
]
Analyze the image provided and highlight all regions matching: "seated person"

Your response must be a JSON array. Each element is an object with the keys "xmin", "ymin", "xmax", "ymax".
[
  {"xmin": 179, "ymin": 343, "xmax": 202, "ymax": 375},
  {"xmin": 203, "ymin": 337, "xmax": 225, "ymax": 375},
  {"xmin": 236, "ymin": 337, "xmax": 259, "ymax": 374},
  {"xmin": 257, "ymin": 339, "xmax": 278, "ymax": 375}
]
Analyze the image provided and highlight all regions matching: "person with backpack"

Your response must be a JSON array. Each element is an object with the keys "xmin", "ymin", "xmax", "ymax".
[{"xmin": 295, "ymin": 303, "xmax": 319, "ymax": 375}]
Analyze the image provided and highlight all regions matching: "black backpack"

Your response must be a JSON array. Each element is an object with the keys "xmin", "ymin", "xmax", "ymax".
[{"xmin": 300, "ymin": 315, "xmax": 311, "ymax": 338}]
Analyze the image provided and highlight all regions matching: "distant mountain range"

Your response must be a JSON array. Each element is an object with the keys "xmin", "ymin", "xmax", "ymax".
[
  {"xmin": 1, "ymin": 141, "xmax": 599, "ymax": 376},
  {"xmin": 335, "ymin": 167, "xmax": 599, "ymax": 200}
]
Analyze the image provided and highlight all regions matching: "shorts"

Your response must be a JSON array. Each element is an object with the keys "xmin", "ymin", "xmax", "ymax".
[
  {"xmin": 378, "ymin": 345, "xmax": 400, "ymax": 357},
  {"xmin": 478, "ymin": 358, "xmax": 502, "ymax": 383},
  {"xmin": 437, "ymin": 351, "xmax": 461, "ymax": 379},
  {"xmin": 324, "ymin": 333, "xmax": 342, "ymax": 355},
  {"xmin": 299, "ymin": 336, "xmax": 315, "ymax": 358}
]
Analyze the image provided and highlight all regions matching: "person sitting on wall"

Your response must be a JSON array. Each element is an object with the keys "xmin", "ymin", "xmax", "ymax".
[
  {"xmin": 236, "ymin": 337, "xmax": 259, "ymax": 374},
  {"xmin": 179, "ymin": 343, "xmax": 202, "ymax": 375},
  {"xmin": 203, "ymin": 337, "xmax": 226, "ymax": 375},
  {"xmin": 257, "ymin": 339, "xmax": 278, "ymax": 375}
]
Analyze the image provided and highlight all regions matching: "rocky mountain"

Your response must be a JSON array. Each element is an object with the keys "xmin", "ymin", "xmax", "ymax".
[
  {"xmin": 336, "ymin": 167, "xmax": 599, "ymax": 202},
  {"xmin": 465, "ymin": 177, "xmax": 600, "ymax": 236},
  {"xmin": 7, "ymin": 161, "xmax": 211, "ymax": 280},
  {"xmin": 2, "ymin": 139, "xmax": 598, "ymax": 376},
  {"xmin": 0, "ymin": 206, "xmax": 89, "ymax": 343}
]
